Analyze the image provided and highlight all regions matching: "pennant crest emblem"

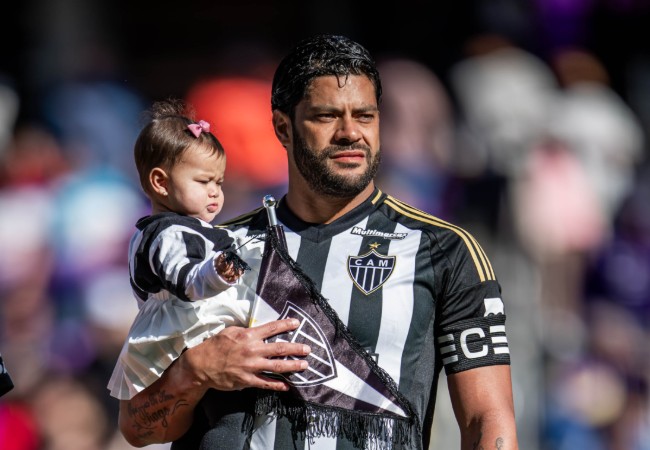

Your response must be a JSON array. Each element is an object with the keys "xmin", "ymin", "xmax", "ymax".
[
  {"xmin": 266, "ymin": 302, "xmax": 337, "ymax": 386},
  {"xmin": 348, "ymin": 250, "xmax": 396, "ymax": 295}
]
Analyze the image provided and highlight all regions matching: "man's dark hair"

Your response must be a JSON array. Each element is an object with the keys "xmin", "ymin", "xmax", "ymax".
[{"xmin": 271, "ymin": 34, "xmax": 382, "ymax": 118}]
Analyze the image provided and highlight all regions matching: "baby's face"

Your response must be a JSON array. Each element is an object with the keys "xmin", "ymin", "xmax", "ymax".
[{"xmin": 165, "ymin": 144, "xmax": 226, "ymax": 223}]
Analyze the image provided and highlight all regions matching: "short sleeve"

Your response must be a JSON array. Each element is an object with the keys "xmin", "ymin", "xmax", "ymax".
[{"xmin": 431, "ymin": 229, "xmax": 511, "ymax": 374}]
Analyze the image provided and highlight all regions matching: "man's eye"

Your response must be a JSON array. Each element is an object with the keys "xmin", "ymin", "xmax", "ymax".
[{"xmin": 358, "ymin": 114, "xmax": 375, "ymax": 122}]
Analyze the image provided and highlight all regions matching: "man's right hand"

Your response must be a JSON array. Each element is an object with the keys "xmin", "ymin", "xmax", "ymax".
[
  {"xmin": 119, "ymin": 318, "xmax": 309, "ymax": 446},
  {"xmin": 182, "ymin": 318, "xmax": 310, "ymax": 392}
]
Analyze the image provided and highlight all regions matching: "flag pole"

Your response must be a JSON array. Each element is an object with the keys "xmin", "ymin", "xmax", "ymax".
[{"xmin": 263, "ymin": 195, "xmax": 278, "ymax": 226}]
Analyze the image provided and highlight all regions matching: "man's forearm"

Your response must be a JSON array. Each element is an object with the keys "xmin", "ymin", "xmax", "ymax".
[
  {"xmin": 461, "ymin": 416, "xmax": 518, "ymax": 450},
  {"xmin": 119, "ymin": 357, "xmax": 205, "ymax": 446},
  {"xmin": 449, "ymin": 366, "xmax": 519, "ymax": 450},
  {"xmin": 117, "ymin": 320, "xmax": 308, "ymax": 446}
]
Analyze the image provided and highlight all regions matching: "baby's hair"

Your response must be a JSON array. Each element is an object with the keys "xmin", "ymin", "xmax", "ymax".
[{"xmin": 133, "ymin": 98, "xmax": 225, "ymax": 195}]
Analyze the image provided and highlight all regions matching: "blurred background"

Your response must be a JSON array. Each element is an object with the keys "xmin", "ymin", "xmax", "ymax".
[{"xmin": 1, "ymin": 1, "xmax": 649, "ymax": 449}]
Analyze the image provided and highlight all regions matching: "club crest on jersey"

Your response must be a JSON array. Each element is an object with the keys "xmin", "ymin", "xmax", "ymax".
[
  {"xmin": 348, "ymin": 249, "xmax": 396, "ymax": 295},
  {"xmin": 266, "ymin": 302, "xmax": 337, "ymax": 386}
]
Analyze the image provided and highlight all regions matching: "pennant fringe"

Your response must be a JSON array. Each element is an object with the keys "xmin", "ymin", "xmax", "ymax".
[{"xmin": 254, "ymin": 391, "xmax": 416, "ymax": 450}]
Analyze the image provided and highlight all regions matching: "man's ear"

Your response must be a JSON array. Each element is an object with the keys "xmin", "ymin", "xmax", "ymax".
[
  {"xmin": 149, "ymin": 167, "xmax": 169, "ymax": 196},
  {"xmin": 272, "ymin": 110, "xmax": 291, "ymax": 149}
]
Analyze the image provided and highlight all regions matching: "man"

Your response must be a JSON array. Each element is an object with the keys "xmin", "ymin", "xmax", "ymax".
[{"xmin": 119, "ymin": 34, "xmax": 518, "ymax": 449}]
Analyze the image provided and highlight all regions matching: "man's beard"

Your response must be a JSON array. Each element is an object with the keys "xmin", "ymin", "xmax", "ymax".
[{"xmin": 292, "ymin": 131, "xmax": 381, "ymax": 198}]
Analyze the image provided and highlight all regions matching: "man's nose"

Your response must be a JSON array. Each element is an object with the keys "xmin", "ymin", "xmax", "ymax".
[{"xmin": 334, "ymin": 116, "xmax": 361, "ymax": 143}]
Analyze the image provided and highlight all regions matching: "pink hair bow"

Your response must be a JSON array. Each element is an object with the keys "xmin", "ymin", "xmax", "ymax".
[{"xmin": 187, "ymin": 120, "xmax": 211, "ymax": 138}]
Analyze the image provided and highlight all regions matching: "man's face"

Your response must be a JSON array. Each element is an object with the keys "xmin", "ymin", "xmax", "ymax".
[{"xmin": 289, "ymin": 75, "xmax": 381, "ymax": 198}]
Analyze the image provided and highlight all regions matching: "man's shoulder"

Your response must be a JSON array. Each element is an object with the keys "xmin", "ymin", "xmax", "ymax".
[
  {"xmin": 379, "ymin": 194, "xmax": 497, "ymax": 283},
  {"xmin": 376, "ymin": 193, "xmax": 464, "ymax": 238}
]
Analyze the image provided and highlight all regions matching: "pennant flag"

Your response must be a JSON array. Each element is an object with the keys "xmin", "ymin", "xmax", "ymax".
[{"xmin": 250, "ymin": 196, "xmax": 419, "ymax": 449}]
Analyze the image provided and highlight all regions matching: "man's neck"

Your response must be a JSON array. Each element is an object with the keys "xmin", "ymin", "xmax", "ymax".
[{"xmin": 285, "ymin": 182, "xmax": 375, "ymax": 225}]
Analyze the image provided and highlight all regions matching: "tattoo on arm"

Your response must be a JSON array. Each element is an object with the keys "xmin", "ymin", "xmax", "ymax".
[
  {"xmin": 126, "ymin": 390, "xmax": 190, "ymax": 438},
  {"xmin": 472, "ymin": 432, "xmax": 506, "ymax": 449}
]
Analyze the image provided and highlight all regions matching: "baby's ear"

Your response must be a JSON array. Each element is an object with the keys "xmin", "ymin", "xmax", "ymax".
[{"xmin": 149, "ymin": 167, "xmax": 169, "ymax": 196}]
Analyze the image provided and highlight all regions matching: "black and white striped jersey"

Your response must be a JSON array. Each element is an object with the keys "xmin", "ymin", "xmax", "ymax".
[
  {"xmin": 129, "ymin": 212, "xmax": 236, "ymax": 303},
  {"xmin": 189, "ymin": 188, "xmax": 510, "ymax": 450}
]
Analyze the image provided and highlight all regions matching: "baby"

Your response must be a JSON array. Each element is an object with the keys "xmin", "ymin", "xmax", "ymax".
[{"xmin": 108, "ymin": 99, "xmax": 250, "ymax": 400}]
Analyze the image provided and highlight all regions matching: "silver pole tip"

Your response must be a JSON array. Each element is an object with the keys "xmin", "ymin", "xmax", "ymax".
[{"xmin": 263, "ymin": 195, "xmax": 277, "ymax": 208}]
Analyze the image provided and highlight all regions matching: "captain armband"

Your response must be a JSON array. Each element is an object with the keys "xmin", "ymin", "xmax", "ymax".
[{"xmin": 437, "ymin": 314, "xmax": 510, "ymax": 374}]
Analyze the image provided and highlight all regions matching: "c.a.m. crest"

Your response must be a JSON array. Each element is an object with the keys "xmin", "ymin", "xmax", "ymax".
[
  {"xmin": 266, "ymin": 302, "xmax": 337, "ymax": 386},
  {"xmin": 348, "ymin": 250, "xmax": 396, "ymax": 295}
]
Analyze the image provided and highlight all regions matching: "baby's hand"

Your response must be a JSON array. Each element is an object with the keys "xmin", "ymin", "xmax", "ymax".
[{"xmin": 215, "ymin": 252, "xmax": 246, "ymax": 283}]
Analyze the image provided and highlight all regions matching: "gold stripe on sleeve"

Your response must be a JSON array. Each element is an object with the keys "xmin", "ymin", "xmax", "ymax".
[{"xmin": 384, "ymin": 196, "xmax": 495, "ymax": 282}]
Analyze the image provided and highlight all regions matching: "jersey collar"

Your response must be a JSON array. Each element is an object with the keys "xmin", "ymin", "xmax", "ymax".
[{"xmin": 275, "ymin": 188, "xmax": 385, "ymax": 243}]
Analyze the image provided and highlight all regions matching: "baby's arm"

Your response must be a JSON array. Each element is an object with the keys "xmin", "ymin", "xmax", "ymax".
[{"xmin": 148, "ymin": 225, "xmax": 244, "ymax": 301}]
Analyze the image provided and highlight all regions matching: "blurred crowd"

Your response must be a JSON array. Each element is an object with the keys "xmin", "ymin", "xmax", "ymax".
[{"xmin": 1, "ymin": 3, "xmax": 650, "ymax": 450}]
